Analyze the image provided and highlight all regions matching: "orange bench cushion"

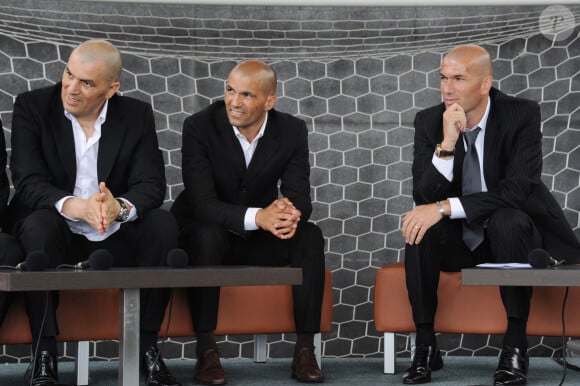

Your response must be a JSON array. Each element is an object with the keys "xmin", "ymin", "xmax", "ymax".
[
  {"xmin": 163, "ymin": 268, "xmax": 333, "ymax": 335},
  {"xmin": 374, "ymin": 262, "xmax": 580, "ymax": 336},
  {"xmin": 0, "ymin": 269, "xmax": 332, "ymax": 344}
]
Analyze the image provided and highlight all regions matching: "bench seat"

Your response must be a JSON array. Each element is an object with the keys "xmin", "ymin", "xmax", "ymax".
[
  {"xmin": 0, "ymin": 269, "xmax": 333, "ymax": 384},
  {"xmin": 374, "ymin": 262, "xmax": 580, "ymax": 373}
]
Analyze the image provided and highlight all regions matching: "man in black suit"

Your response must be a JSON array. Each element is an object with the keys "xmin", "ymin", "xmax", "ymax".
[
  {"xmin": 8, "ymin": 40, "xmax": 181, "ymax": 386},
  {"xmin": 171, "ymin": 60, "xmax": 326, "ymax": 384},
  {"xmin": 0, "ymin": 120, "xmax": 24, "ymax": 324},
  {"xmin": 401, "ymin": 44, "xmax": 580, "ymax": 385}
]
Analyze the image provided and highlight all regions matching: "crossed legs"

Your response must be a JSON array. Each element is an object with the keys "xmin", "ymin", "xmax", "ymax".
[{"xmin": 403, "ymin": 208, "xmax": 541, "ymax": 385}]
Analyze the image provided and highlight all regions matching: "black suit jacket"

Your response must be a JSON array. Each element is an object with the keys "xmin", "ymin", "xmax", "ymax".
[
  {"xmin": 412, "ymin": 88, "xmax": 580, "ymax": 262},
  {"xmin": 171, "ymin": 101, "xmax": 312, "ymax": 236},
  {"xmin": 0, "ymin": 120, "xmax": 10, "ymax": 223},
  {"xmin": 8, "ymin": 83, "xmax": 166, "ymax": 228}
]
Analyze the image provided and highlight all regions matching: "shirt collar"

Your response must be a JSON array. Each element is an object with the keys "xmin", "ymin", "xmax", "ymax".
[
  {"xmin": 232, "ymin": 112, "xmax": 268, "ymax": 143},
  {"xmin": 471, "ymin": 96, "xmax": 491, "ymax": 133},
  {"xmin": 64, "ymin": 99, "xmax": 109, "ymax": 133}
]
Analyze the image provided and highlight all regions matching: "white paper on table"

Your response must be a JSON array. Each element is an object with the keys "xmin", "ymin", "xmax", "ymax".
[{"xmin": 476, "ymin": 263, "xmax": 532, "ymax": 269}]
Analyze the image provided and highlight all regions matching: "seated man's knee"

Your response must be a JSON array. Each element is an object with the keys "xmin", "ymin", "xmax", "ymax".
[
  {"xmin": 487, "ymin": 208, "xmax": 539, "ymax": 262},
  {"xmin": 18, "ymin": 209, "xmax": 67, "ymax": 242},
  {"xmin": 180, "ymin": 223, "xmax": 228, "ymax": 265},
  {"xmin": 416, "ymin": 219, "xmax": 457, "ymax": 246},
  {"xmin": 0, "ymin": 234, "xmax": 23, "ymax": 266},
  {"xmin": 487, "ymin": 208, "xmax": 533, "ymax": 241},
  {"xmin": 141, "ymin": 208, "xmax": 178, "ymax": 235},
  {"xmin": 298, "ymin": 222, "xmax": 324, "ymax": 250}
]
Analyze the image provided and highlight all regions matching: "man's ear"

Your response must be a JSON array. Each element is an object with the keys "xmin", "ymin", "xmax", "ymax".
[
  {"xmin": 106, "ymin": 81, "xmax": 121, "ymax": 99},
  {"xmin": 481, "ymin": 75, "xmax": 492, "ymax": 94},
  {"xmin": 265, "ymin": 95, "xmax": 277, "ymax": 111}
]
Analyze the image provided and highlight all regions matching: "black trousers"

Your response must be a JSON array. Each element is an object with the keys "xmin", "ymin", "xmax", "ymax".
[
  {"xmin": 0, "ymin": 233, "xmax": 24, "ymax": 325},
  {"xmin": 179, "ymin": 221, "xmax": 326, "ymax": 334},
  {"xmin": 405, "ymin": 208, "xmax": 542, "ymax": 341},
  {"xmin": 14, "ymin": 208, "xmax": 178, "ymax": 341}
]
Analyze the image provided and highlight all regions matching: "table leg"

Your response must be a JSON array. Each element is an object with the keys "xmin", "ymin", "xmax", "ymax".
[
  {"xmin": 567, "ymin": 340, "xmax": 580, "ymax": 355},
  {"xmin": 119, "ymin": 288, "xmax": 140, "ymax": 386}
]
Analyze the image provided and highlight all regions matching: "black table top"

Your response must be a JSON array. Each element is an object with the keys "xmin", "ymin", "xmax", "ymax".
[
  {"xmin": 0, "ymin": 266, "xmax": 302, "ymax": 291},
  {"xmin": 462, "ymin": 265, "xmax": 580, "ymax": 287}
]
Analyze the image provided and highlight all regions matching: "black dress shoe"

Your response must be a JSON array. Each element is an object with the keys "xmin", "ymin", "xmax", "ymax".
[
  {"xmin": 402, "ymin": 344, "xmax": 443, "ymax": 384},
  {"xmin": 25, "ymin": 350, "xmax": 59, "ymax": 386},
  {"xmin": 493, "ymin": 346, "xmax": 528, "ymax": 385},
  {"xmin": 141, "ymin": 346, "xmax": 182, "ymax": 386}
]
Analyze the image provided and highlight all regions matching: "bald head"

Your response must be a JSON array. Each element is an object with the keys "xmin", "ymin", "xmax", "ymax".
[
  {"xmin": 228, "ymin": 60, "xmax": 277, "ymax": 96},
  {"xmin": 439, "ymin": 44, "xmax": 493, "ymax": 128},
  {"xmin": 71, "ymin": 39, "xmax": 122, "ymax": 83},
  {"xmin": 444, "ymin": 45, "xmax": 493, "ymax": 78}
]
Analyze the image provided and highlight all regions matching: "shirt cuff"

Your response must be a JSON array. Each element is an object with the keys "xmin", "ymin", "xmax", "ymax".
[
  {"xmin": 244, "ymin": 207, "xmax": 260, "ymax": 231},
  {"xmin": 432, "ymin": 153, "xmax": 454, "ymax": 182},
  {"xmin": 117, "ymin": 197, "xmax": 138, "ymax": 222},
  {"xmin": 448, "ymin": 197, "xmax": 466, "ymax": 219},
  {"xmin": 56, "ymin": 196, "xmax": 77, "ymax": 221}
]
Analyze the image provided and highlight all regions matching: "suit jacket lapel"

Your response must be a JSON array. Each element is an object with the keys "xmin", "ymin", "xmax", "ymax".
[
  {"xmin": 247, "ymin": 116, "xmax": 280, "ymax": 175},
  {"xmin": 216, "ymin": 110, "xmax": 247, "ymax": 175},
  {"xmin": 49, "ymin": 100, "xmax": 76, "ymax": 187},
  {"xmin": 482, "ymin": 103, "xmax": 499, "ymax": 188},
  {"xmin": 98, "ymin": 98, "xmax": 125, "ymax": 181}
]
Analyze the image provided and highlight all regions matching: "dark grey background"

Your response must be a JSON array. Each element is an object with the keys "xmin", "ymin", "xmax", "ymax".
[{"xmin": 0, "ymin": 0, "xmax": 578, "ymax": 363}]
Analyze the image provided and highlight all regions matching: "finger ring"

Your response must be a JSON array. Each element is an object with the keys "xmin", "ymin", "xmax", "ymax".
[{"xmin": 414, "ymin": 225, "xmax": 420, "ymax": 229}]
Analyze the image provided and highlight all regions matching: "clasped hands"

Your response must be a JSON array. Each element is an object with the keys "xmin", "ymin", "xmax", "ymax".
[
  {"xmin": 255, "ymin": 197, "xmax": 301, "ymax": 240},
  {"xmin": 62, "ymin": 182, "xmax": 130, "ymax": 235}
]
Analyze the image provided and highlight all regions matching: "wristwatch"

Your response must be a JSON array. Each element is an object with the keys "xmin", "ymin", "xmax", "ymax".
[
  {"xmin": 115, "ymin": 199, "xmax": 129, "ymax": 222},
  {"xmin": 436, "ymin": 201, "xmax": 448, "ymax": 218},
  {"xmin": 436, "ymin": 143, "xmax": 455, "ymax": 158}
]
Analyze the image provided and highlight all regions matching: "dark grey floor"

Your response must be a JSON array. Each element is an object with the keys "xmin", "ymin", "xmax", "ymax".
[{"xmin": 3, "ymin": 356, "xmax": 580, "ymax": 386}]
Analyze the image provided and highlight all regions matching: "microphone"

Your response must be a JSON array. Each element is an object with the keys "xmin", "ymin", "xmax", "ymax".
[
  {"xmin": 75, "ymin": 249, "xmax": 114, "ymax": 270},
  {"xmin": 167, "ymin": 248, "xmax": 188, "ymax": 268},
  {"xmin": 15, "ymin": 250, "xmax": 49, "ymax": 271},
  {"xmin": 528, "ymin": 248, "xmax": 565, "ymax": 268}
]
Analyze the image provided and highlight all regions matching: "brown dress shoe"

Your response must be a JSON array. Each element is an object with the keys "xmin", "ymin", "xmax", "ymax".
[
  {"xmin": 291, "ymin": 347, "xmax": 325, "ymax": 383},
  {"xmin": 194, "ymin": 348, "xmax": 227, "ymax": 385}
]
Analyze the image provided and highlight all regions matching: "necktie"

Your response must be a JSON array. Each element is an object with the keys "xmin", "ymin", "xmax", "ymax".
[{"xmin": 462, "ymin": 127, "xmax": 484, "ymax": 251}]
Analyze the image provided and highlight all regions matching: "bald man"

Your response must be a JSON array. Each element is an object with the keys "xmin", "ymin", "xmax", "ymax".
[
  {"xmin": 171, "ymin": 60, "xmax": 326, "ymax": 384},
  {"xmin": 400, "ymin": 44, "xmax": 580, "ymax": 385},
  {"xmin": 9, "ymin": 40, "xmax": 181, "ymax": 386}
]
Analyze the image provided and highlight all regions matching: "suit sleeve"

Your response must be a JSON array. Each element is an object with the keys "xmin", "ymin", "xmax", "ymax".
[
  {"xmin": 10, "ymin": 93, "xmax": 72, "ymax": 209},
  {"xmin": 181, "ymin": 115, "xmax": 248, "ymax": 234},
  {"xmin": 115, "ymin": 102, "xmax": 166, "ymax": 212},
  {"xmin": 279, "ymin": 120, "xmax": 312, "ymax": 220},
  {"xmin": 460, "ymin": 100, "xmax": 543, "ymax": 224},
  {"xmin": 0, "ymin": 123, "xmax": 9, "ymax": 221},
  {"xmin": 411, "ymin": 109, "xmax": 459, "ymax": 205}
]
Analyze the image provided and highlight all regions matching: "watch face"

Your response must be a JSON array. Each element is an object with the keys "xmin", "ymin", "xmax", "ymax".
[
  {"xmin": 437, "ymin": 146, "xmax": 454, "ymax": 157},
  {"xmin": 117, "ymin": 200, "xmax": 129, "ymax": 221}
]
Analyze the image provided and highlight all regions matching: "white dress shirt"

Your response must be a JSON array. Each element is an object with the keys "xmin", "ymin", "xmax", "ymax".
[
  {"xmin": 232, "ymin": 113, "xmax": 268, "ymax": 231},
  {"xmin": 55, "ymin": 101, "xmax": 136, "ymax": 241}
]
